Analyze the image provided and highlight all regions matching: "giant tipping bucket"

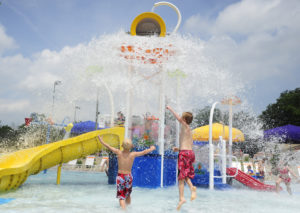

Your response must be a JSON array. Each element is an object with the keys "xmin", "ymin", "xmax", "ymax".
[
  {"xmin": 130, "ymin": 12, "xmax": 166, "ymax": 37},
  {"xmin": 120, "ymin": 12, "xmax": 174, "ymax": 65}
]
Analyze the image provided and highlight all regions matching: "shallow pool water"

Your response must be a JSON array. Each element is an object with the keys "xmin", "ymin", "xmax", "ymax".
[{"xmin": 1, "ymin": 170, "xmax": 300, "ymax": 213}]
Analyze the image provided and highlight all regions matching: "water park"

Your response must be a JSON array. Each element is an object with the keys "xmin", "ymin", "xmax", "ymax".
[{"xmin": 1, "ymin": 1, "xmax": 300, "ymax": 212}]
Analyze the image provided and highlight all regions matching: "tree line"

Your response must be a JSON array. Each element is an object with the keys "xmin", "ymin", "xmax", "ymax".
[
  {"xmin": 1, "ymin": 88, "xmax": 299, "ymax": 154},
  {"xmin": 0, "ymin": 113, "xmax": 64, "ymax": 151}
]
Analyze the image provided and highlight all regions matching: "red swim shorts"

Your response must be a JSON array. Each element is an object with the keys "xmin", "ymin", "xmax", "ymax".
[
  {"xmin": 178, "ymin": 150, "xmax": 195, "ymax": 180},
  {"xmin": 279, "ymin": 175, "xmax": 291, "ymax": 184},
  {"xmin": 116, "ymin": 173, "xmax": 133, "ymax": 200}
]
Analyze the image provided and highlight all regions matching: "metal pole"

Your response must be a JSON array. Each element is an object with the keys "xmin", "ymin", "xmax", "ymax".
[
  {"xmin": 104, "ymin": 83, "xmax": 115, "ymax": 128},
  {"xmin": 125, "ymin": 66, "xmax": 133, "ymax": 139},
  {"xmin": 176, "ymin": 77, "xmax": 180, "ymax": 149},
  {"xmin": 228, "ymin": 102, "xmax": 233, "ymax": 167},
  {"xmin": 52, "ymin": 84, "xmax": 55, "ymax": 119},
  {"xmin": 51, "ymin": 80, "xmax": 61, "ymax": 120},
  {"xmin": 74, "ymin": 106, "xmax": 80, "ymax": 122},
  {"xmin": 74, "ymin": 107, "xmax": 76, "ymax": 122},
  {"xmin": 175, "ymin": 77, "xmax": 180, "ymax": 184},
  {"xmin": 209, "ymin": 101, "xmax": 219, "ymax": 190},
  {"xmin": 159, "ymin": 68, "xmax": 166, "ymax": 188},
  {"xmin": 221, "ymin": 138, "xmax": 227, "ymax": 184},
  {"xmin": 95, "ymin": 88, "xmax": 100, "ymax": 130}
]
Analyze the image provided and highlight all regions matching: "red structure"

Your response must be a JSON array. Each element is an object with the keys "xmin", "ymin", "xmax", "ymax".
[
  {"xmin": 25, "ymin": 118, "xmax": 33, "ymax": 126},
  {"xmin": 226, "ymin": 168, "xmax": 278, "ymax": 191}
]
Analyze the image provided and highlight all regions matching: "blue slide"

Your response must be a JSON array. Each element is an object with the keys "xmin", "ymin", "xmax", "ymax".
[{"xmin": 0, "ymin": 198, "xmax": 15, "ymax": 205}]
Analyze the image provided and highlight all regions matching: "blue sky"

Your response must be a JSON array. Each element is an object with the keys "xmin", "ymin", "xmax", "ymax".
[
  {"xmin": 0, "ymin": 0, "xmax": 299, "ymax": 126},
  {"xmin": 1, "ymin": 0, "xmax": 238, "ymax": 56}
]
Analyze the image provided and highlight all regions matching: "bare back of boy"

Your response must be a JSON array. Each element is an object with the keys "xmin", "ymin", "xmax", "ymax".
[
  {"xmin": 179, "ymin": 124, "xmax": 193, "ymax": 150},
  {"xmin": 116, "ymin": 148, "xmax": 156, "ymax": 174},
  {"xmin": 117, "ymin": 151, "xmax": 136, "ymax": 174}
]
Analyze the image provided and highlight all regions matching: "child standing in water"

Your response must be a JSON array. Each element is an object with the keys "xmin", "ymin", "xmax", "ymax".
[
  {"xmin": 98, "ymin": 136, "xmax": 155, "ymax": 210},
  {"xmin": 276, "ymin": 161, "xmax": 299, "ymax": 195},
  {"xmin": 257, "ymin": 159, "xmax": 266, "ymax": 182},
  {"xmin": 247, "ymin": 165, "xmax": 254, "ymax": 176},
  {"xmin": 166, "ymin": 105, "xmax": 197, "ymax": 210}
]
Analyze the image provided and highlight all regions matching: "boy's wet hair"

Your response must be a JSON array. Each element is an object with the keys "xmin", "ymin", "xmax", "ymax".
[
  {"xmin": 122, "ymin": 138, "xmax": 133, "ymax": 150},
  {"xmin": 182, "ymin": 112, "xmax": 193, "ymax": 124}
]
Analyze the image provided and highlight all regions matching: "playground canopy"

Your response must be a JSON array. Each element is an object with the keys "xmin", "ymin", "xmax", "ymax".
[
  {"xmin": 264, "ymin": 124, "xmax": 300, "ymax": 143},
  {"xmin": 71, "ymin": 121, "xmax": 103, "ymax": 135},
  {"xmin": 192, "ymin": 123, "xmax": 245, "ymax": 142}
]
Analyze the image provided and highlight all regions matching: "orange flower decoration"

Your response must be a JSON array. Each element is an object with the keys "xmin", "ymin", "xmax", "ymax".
[{"xmin": 143, "ymin": 134, "xmax": 149, "ymax": 140}]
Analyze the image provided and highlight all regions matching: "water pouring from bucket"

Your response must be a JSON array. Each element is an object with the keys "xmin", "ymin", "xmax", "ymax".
[{"xmin": 121, "ymin": 2, "xmax": 182, "ymax": 188}]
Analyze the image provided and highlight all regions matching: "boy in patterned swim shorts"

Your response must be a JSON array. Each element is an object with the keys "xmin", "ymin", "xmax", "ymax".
[
  {"xmin": 98, "ymin": 136, "xmax": 155, "ymax": 210},
  {"xmin": 166, "ymin": 106, "xmax": 196, "ymax": 210}
]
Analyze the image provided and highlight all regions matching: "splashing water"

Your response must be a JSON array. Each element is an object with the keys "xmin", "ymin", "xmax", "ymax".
[
  {"xmin": 35, "ymin": 31, "xmax": 245, "ymax": 122},
  {"xmin": 1, "ymin": 170, "xmax": 300, "ymax": 213},
  {"xmin": 27, "ymin": 29, "xmax": 300, "ymax": 167}
]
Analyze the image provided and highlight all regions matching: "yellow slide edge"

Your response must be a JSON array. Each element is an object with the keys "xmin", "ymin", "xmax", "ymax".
[{"xmin": 0, "ymin": 127, "xmax": 124, "ymax": 192}]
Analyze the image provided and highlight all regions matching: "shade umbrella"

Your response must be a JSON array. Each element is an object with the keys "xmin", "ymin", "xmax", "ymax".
[
  {"xmin": 192, "ymin": 123, "xmax": 245, "ymax": 142},
  {"xmin": 71, "ymin": 121, "xmax": 104, "ymax": 135},
  {"xmin": 264, "ymin": 124, "xmax": 300, "ymax": 143}
]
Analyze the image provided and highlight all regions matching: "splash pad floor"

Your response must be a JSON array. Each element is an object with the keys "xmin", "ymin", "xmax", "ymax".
[{"xmin": 1, "ymin": 170, "xmax": 300, "ymax": 213}]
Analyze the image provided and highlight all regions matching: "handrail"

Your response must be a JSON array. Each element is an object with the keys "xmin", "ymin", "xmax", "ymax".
[
  {"xmin": 209, "ymin": 101, "xmax": 219, "ymax": 189},
  {"xmin": 212, "ymin": 154, "xmax": 239, "ymax": 178}
]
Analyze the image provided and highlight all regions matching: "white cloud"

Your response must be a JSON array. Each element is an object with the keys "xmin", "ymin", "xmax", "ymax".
[
  {"xmin": 183, "ymin": 0, "xmax": 300, "ymax": 82},
  {"xmin": 1, "ymin": 0, "xmax": 300, "ymax": 125},
  {"xmin": 0, "ymin": 25, "xmax": 17, "ymax": 55},
  {"xmin": 184, "ymin": 14, "xmax": 213, "ymax": 38},
  {"xmin": 214, "ymin": 0, "xmax": 299, "ymax": 35},
  {"xmin": 0, "ymin": 99, "xmax": 30, "ymax": 112},
  {"xmin": 0, "ymin": 31, "xmax": 245, "ymax": 125},
  {"xmin": 20, "ymin": 71, "xmax": 60, "ymax": 90}
]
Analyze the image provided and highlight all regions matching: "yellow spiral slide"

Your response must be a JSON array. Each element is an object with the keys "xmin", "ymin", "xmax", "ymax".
[{"xmin": 0, "ymin": 127, "xmax": 124, "ymax": 192}]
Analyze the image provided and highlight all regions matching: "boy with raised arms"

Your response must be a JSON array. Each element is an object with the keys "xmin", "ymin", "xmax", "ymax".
[
  {"xmin": 166, "ymin": 105, "xmax": 197, "ymax": 210},
  {"xmin": 98, "ymin": 136, "xmax": 155, "ymax": 210}
]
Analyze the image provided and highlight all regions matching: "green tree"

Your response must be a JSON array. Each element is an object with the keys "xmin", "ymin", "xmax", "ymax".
[
  {"xmin": 0, "ymin": 112, "xmax": 66, "ymax": 150},
  {"xmin": 193, "ymin": 106, "xmax": 263, "ymax": 157},
  {"xmin": 20, "ymin": 112, "xmax": 65, "ymax": 146},
  {"xmin": 259, "ymin": 88, "xmax": 300, "ymax": 130},
  {"xmin": 192, "ymin": 106, "xmax": 223, "ymax": 128},
  {"xmin": 192, "ymin": 106, "xmax": 257, "ymax": 132},
  {"xmin": 0, "ymin": 125, "xmax": 14, "ymax": 138},
  {"xmin": 0, "ymin": 125, "xmax": 18, "ymax": 148}
]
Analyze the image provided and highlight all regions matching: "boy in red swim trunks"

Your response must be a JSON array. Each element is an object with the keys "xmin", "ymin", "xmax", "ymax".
[
  {"xmin": 166, "ymin": 106, "xmax": 196, "ymax": 210},
  {"xmin": 98, "ymin": 136, "xmax": 155, "ymax": 210}
]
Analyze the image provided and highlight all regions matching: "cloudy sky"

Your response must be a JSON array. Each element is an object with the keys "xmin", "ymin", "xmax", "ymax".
[{"xmin": 0, "ymin": 0, "xmax": 299, "ymax": 126}]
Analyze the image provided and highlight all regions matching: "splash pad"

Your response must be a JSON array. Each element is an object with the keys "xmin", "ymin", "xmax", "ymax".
[
  {"xmin": 2, "ymin": 3, "xmax": 299, "ymax": 212},
  {"xmin": 0, "ymin": 1, "xmax": 279, "ymax": 192}
]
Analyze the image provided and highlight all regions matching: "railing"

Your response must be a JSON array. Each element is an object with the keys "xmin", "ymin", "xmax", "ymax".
[{"xmin": 213, "ymin": 154, "xmax": 239, "ymax": 179}]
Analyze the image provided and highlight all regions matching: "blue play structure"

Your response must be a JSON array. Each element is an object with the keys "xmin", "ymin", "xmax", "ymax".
[
  {"xmin": 108, "ymin": 147, "xmax": 177, "ymax": 188},
  {"xmin": 191, "ymin": 142, "xmax": 231, "ymax": 189},
  {"xmin": 107, "ymin": 144, "xmax": 230, "ymax": 189},
  {"xmin": 192, "ymin": 168, "xmax": 231, "ymax": 189}
]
